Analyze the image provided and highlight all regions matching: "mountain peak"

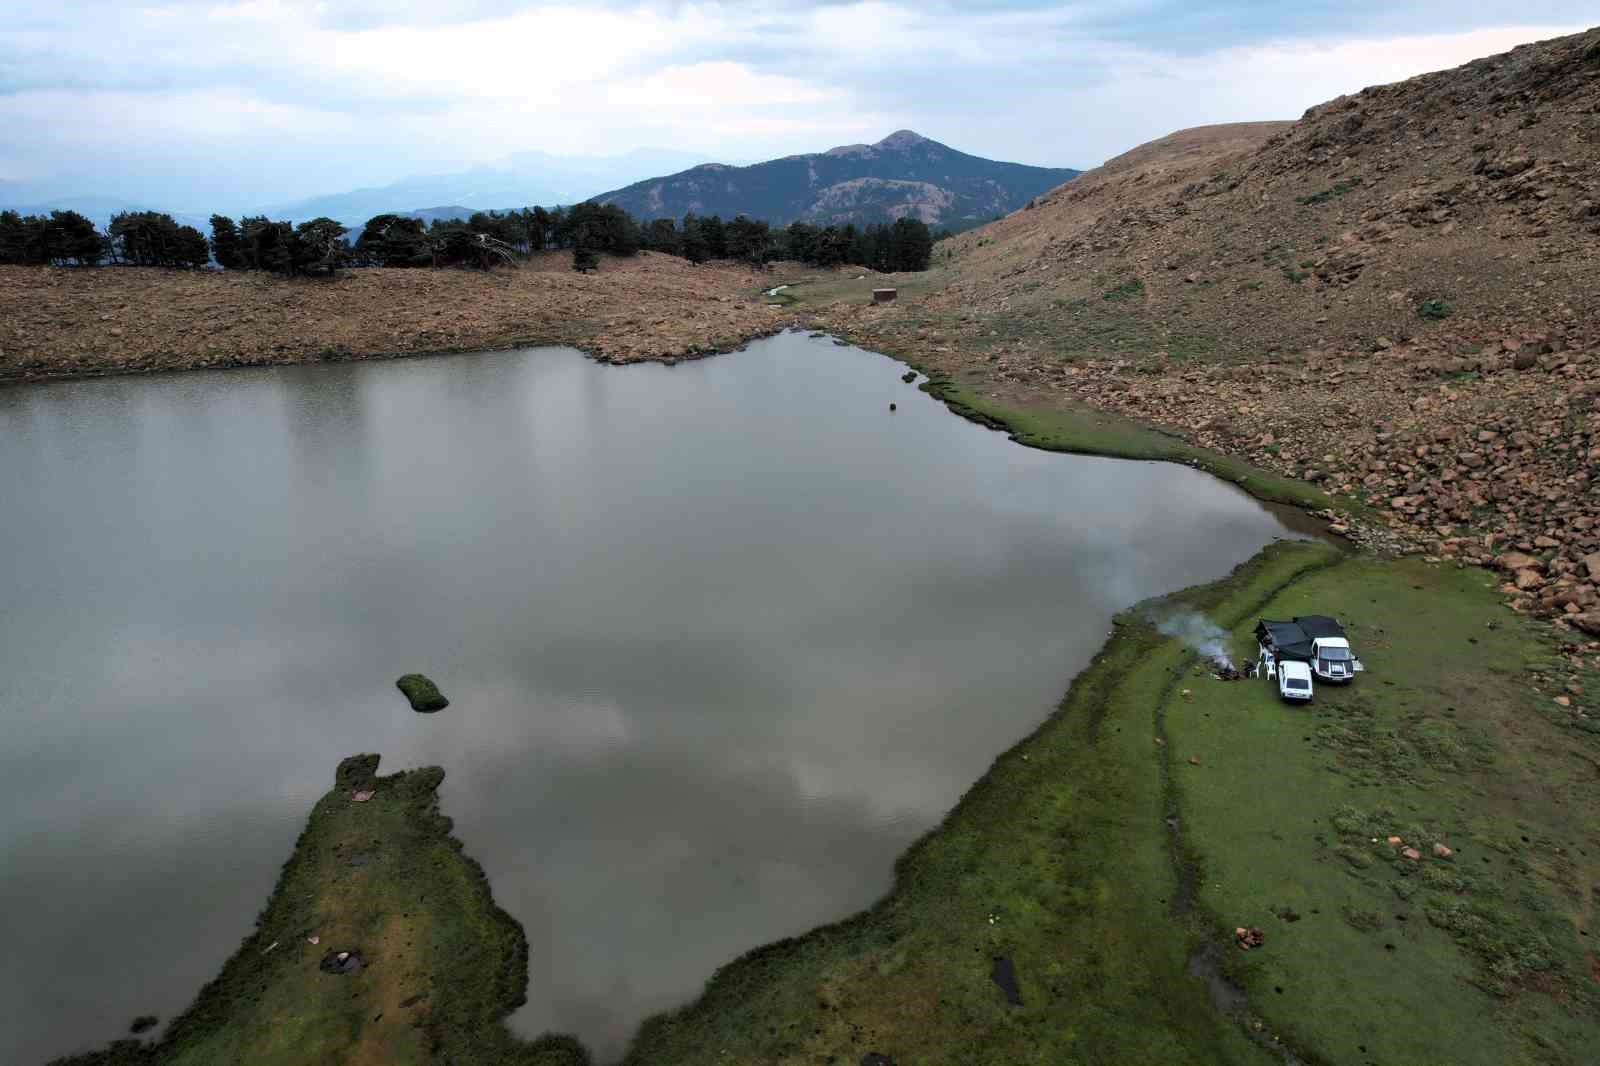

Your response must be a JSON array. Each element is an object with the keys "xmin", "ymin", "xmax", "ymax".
[
  {"xmin": 877, "ymin": 130, "xmax": 930, "ymax": 149},
  {"xmin": 596, "ymin": 133, "xmax": 1079, "ymax": 227}
]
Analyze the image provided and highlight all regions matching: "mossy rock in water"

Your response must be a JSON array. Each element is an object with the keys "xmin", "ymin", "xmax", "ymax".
[{"xmin": 396, "ymin": 673, "xmax": 449, "ymax": 713}]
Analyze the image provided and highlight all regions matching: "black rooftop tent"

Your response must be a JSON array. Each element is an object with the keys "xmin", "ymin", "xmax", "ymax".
[
  {"xmin": 1255, "ymin": 619, "xmax": 1313, "ymax": 661},
  {"xmin": 1294, "ymin": 615, "xmax": 1346, "ymax": 641},
  {"xmin": 1255, "ymin": 616, "xmax": 1348, "ymax": 664}
]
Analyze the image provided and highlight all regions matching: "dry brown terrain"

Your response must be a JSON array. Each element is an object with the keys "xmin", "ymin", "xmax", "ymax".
[
  {"xmin": 0, "ymin": 250, "xmax": 784, "ymax": 383},
  {"xmin": 811, "ymin": 27, "xmax": 1600, "ymax": 631}
]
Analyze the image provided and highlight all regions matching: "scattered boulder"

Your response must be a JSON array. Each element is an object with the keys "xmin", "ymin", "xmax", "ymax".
[
  {"xmin": 1514, "ymin": 568, "xmax": 1545, "ymax": 591},
  {"xmin": 1432, "ymin": 843, "xmax": 1454, "ymax": 859},
  {"xmin": 1235, "ymin": 927, "xmax": 1265, "ymax": 950},
  {"xmin": 1496, "ymin": 552, "xmax": 1542, "ymax": 572}
]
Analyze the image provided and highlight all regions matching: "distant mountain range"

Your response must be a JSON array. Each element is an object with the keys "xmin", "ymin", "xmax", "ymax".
[
  {"xmin": 0, "ymin": 148, "xmax": 721, "ymax": 231},
  {"xmin": 595, "ymin": 131, "xmax": 1080, "ymax": 229},
  {"xmin": 0, "ymin": 192, "xmax": 212, "ymax": 235},
  {"xmin": 3, "ymin": 135, "xmax": 1079, "ymax": 236},
  {"xmin": 252, "ymin": 148, "xmax": 725, "ymax": 228}
]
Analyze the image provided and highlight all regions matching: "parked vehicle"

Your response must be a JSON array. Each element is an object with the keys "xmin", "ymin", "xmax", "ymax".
[
  {"xmin": 1254, "ymin": 615, "xmax": 1364, "ymax": 684},
  {"xmin": 1276, "ymin": 660, "xmax": 1314, "ymax": 703},
  {"xmin": 1255, "ymin": 642, "xmax": 1316, "ymax": 702}
]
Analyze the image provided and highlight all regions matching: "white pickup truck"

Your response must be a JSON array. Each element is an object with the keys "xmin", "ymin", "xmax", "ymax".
[{"xmin": 1254, "ymin": 615, "xmax": 1366, "ymax": 699}]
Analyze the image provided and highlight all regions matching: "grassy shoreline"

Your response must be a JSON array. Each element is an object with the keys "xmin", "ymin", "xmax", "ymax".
[
  {"xmin": 620, "ymin": 541, "xmax": 1597, "ymax": 1065},
  {"xmin": 620, "ymin": 540, "xmax": 1345, "ymax": 1065},
  {"xmin": 919, "ymin": 374, "xmax": 1331, "ymax": 511}
]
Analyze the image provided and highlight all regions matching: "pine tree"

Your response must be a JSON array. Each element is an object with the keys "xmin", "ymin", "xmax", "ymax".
[
  {"xmin": 644, "ymin": 218, "xmax": 680, "ymax": 255},
  {"xmin": 209, "ymin": 215, "xmax": 246, "ymax": 269},
  {"xmin": 177, "ymin": 225, "xmax": 210, "ymax": 268},
  {"xmin": 700, "ymin": 215, "xmax": 727, "ymax": 259},
  {"xmin": 888, "ymin": 217, "xmax": 933, "ymax": 271},
  {"xmin": 39, "ymin": 211, "xmax": 104, "ymax": 265},
  {"xmin": 294, "ymin": 217, "xmax": 349, "ymax": 275},
  {"xmin": 679, "ymin": 214, "xmax": 708, "ymax": 263}
]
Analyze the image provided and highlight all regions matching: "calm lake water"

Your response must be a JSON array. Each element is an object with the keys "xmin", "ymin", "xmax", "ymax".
[{"xmin": 0, "ymin": 332, "xmax": 1303, "ymax": 1063}]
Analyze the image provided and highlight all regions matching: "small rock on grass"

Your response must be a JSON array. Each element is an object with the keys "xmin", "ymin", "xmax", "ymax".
[
  {"xmin": 319, "ymin": 949, "xmax": 365, "ymax": 975},
  {"xmin": 989, "ymin": 956, "xmax": 1023, "ymax": 1005},
  {"xmin": 396, "ymin": 673, "xmax": 449, "ymax": 713}
]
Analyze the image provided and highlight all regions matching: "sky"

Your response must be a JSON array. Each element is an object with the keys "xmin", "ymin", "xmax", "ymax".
[{"xmin": 1, "ymin": 1, "xmax": 1594, "ymax": 211}]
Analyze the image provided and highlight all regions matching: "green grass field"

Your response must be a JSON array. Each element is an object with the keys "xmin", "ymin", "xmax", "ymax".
[{"xmin": 1168, "ymin": 558, "xmax": 1599, "ymax": 1064}]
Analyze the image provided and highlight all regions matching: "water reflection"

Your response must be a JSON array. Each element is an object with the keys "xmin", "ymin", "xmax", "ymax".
[{"xmin": 0, "ymin": 333, "xmax": 1302, "ymax": 1063}]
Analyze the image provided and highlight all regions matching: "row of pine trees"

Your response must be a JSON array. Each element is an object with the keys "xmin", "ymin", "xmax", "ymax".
[{"xmin": 0, "ymin": 202, "xmax": 938, "ymax": 275}]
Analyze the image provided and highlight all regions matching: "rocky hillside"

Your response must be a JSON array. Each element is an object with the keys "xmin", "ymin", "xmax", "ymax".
[
  {"xmin": 596, "ymin": 131, "xmax": 1079, "ymax": 228},
  {"xmin": 820, "ymin": 28, "xmax": 1600, "ymax": 634}
]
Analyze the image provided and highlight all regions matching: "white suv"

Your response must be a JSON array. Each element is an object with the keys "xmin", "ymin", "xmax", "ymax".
[{"xmin": 1277, "ymin": 660, "xmax": 1314, "ymax": 703}]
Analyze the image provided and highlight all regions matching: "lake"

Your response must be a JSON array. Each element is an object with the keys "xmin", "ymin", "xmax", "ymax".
[{"xmin": 0, "ymin": 332, "xmax": 1305, "ymax": 1062}]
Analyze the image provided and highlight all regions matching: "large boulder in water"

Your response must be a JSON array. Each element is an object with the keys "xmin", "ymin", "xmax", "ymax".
[{"xmin": 396, "ymin": 673, "xmax": 449, "ymax": 713}]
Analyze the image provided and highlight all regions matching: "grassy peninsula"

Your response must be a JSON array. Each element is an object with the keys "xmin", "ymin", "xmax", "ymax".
[{"xmin": 52, "ymin": 756, "xmax": 587, "ymax": 1066}]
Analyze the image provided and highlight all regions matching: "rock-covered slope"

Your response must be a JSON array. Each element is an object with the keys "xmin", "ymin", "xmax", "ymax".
[
  {"xmin": 819, "ymin": 28, "xmax": 1600, "ymax": 633},
  {"xmin": 0, "ymin": 252, "xmax": 783, "ymax": 383},
  {"xmin": 596, "ymin": 130, "xmax": 1079, "ymax": 228}
]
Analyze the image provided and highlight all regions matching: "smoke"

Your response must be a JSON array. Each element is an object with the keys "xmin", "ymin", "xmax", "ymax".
[{"xmin": 1150, "ymin": 610, "xmax": 1235, "ymax": 669}]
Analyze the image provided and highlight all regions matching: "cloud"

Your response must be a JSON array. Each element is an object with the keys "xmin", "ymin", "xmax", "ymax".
[{"xmin": 0, "ymin": 1, "xmax": 1592, "ymax": 208}]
